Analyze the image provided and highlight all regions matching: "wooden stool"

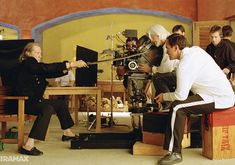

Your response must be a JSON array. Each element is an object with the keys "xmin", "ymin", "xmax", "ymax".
[{"xmin": 202, "ymin": 106, "xmax": 235, "ymax": 159}]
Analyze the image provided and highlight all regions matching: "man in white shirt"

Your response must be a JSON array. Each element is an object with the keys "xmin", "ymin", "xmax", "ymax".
[
  {"xmin": 139, "ymin": 24, "xmax": 179, "ymax": 109},
  {"xmin": 155, "ymin": 33, "xmax": 235, "ymax": 165}
]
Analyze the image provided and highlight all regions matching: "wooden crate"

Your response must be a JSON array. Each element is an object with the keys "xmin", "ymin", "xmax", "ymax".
[
  {"xmin": 202, "ymin": 107, "xmax": 235, "ymax": 159},
  {"xmin": 143, "ymin": 131, "xmax": 191, "ymax": 148},
  {"xmin": 143, "ymin": 132, "xmax": 164, "ymax": 146},
  {"xmin": 202, "ymin": 125, "xmax": 235, "ymax": 159},
  {"xmin": 142, "ymin": 112, "xmax": 190, "ymax": 149},
  {"xmin": 132, "ymin": 141, "xmax": 167, "ymax": 156}
]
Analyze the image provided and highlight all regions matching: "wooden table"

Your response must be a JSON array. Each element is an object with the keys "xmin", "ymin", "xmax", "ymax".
[
  {"xmin": 44, "ymin": 87, "xmax": 101, "ymax": 132},
  {"xmin": 97, "ymin": 80, "xmax": 126, "ymax": 101}
]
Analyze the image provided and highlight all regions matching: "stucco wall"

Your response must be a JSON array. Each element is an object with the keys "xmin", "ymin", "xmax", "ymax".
[{"xmin": 40, "ymin": 13, "xmax": 192, "ymax": 80}]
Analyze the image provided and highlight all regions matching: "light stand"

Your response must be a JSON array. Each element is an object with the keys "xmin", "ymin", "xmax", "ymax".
[
  {"xmin": 106, "ymin": 34, "xmax": 115, "ymax": 127},
  {"xmin": 110, "ymin": 60, "xmax": 114, "ymax": 127},
  {"xmin": 106, "ymin": 34, "xmax": 130, "ymax": 129}
]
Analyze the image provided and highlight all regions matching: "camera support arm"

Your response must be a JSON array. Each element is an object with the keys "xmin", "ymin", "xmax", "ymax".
[{"xmin": 86, "ymin": 51, "xmax": 148, "ymax": 66}]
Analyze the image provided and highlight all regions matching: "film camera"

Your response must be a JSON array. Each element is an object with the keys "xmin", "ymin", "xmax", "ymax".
[
  {"xmin": 115, "ymin": 34, "xmax": 163, "ymax": 72},
  {"xmin": 126, "ymin": 44, "xmax": 163, "ymax": 113},
  {"xmin": 114, "ymin": 30, "xmax": 163, "ymax": 113}
]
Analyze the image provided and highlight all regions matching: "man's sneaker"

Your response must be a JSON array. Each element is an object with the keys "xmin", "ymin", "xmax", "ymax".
[{"xmin": 157, "ymin": 152, "xmax": 182, "ymax": 165}]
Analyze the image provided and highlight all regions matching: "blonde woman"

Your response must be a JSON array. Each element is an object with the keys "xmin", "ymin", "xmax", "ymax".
[{"xmin": 16, "ymin": 42, "xmax": 87, "ymax": 155}]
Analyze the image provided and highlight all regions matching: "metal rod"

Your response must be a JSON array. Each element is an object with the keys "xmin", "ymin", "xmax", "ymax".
[{"xmin": 86, "ymin": 51, "xmax": 147, "ymax": 65}]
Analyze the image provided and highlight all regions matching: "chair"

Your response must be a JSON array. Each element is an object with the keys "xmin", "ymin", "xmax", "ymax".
[
  {"xmin": 0, "ymin": 77, "xmax": 35, "ymax": 149},
  {"xmin": 0, "ymin": 39, "xmax": 37, "ymax": 149}
]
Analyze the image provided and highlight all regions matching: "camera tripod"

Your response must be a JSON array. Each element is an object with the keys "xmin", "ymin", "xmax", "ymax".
[
  {"xmin": 86, "ymin": 34, "xmax": 147, "ymax": 130},
  {"xmin": 87, "ymin": 62, "xmax": 130, "ymax": 130},
  {"xmin": 101, "ymin": 34, "xmax": 130, "ymax": 129}
]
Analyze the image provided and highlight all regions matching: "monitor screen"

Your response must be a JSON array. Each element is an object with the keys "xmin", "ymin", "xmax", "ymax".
[{"xmin": 75, "ymin": 45, "xmax": 98, "ymax": 87}]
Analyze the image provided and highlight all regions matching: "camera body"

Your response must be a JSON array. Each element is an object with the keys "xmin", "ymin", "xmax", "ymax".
[
  {"xmin": 124, "ymin": 51, "xmax": 153, "ymax": 113},
  {"xmin": 114, "ymin": 32, "xmax": 163, "ymax": 113},
  {"xmin": 126, "ymin": 72, "xmax": 149, "ymax": 113},
  {"xmin": 125, "ymin": 51, "xmax": 153, "ymax": 72}
]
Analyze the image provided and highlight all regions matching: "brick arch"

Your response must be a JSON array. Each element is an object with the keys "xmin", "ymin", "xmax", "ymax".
[
  {"xmin": 32, "ymin": 8, "xmax": 192, "ymax": 43},
  {"xmin": 0, "ymin": 22, "xmax": 21, "ymax": 39}
]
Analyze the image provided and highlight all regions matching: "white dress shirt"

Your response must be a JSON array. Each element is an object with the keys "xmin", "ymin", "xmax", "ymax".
[
  {"xmin": 163, "ymin": 46, "xmax": 235, "ymax": 109},
  {"xmin": 152, "ymin": 46, "xmax": 179, "ymax": 73}
]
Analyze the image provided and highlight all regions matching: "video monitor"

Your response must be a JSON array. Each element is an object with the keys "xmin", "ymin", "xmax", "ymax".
[{"xmin": 75, "ymin": 45, "xmax": 98, "ymax": 87}]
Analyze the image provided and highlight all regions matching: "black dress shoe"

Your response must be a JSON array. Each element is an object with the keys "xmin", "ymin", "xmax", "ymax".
[
  {"xmin": 19, "ymin": 147, "xmax": 43, "ymax": 156},
  {"xmin": 157, "ymin": 152, "xmax": 182, "ymax": 165},
  {"xmin": 62, "ymin": 134, "xmax": 79, "ymax": 141}
]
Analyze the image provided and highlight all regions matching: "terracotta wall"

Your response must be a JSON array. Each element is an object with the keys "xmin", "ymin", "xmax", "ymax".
[
  {"xmin": 1, "ymin": 0, "xmax": 234, "ymax": 38},
  {"xmin": 0, "ymin": 0, "xmax": 197, "ymax": 38},
  {"xmin": 197, "ymin": 0, "xmax": 235, "ymax": 21}
]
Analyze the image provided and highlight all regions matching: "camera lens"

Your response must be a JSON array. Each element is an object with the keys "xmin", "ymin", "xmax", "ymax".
[{"xmin": 128, "ymin": 61, "xmax": 138, "ymax": 71}]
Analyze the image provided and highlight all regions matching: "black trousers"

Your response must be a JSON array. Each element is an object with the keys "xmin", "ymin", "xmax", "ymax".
[
  {"xmin": 163, "ymin": 94, "xmax": 220, "ymax": 153},
  {"xmin": 25, "ymin": 99, "xmax": 74, "ymax": 141},
  {"xmin": 152, "ymin": 72, "xmax": 176, "ymax": 96}
]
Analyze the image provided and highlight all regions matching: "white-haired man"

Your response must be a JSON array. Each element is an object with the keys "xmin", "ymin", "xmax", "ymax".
[{"xmin": 138, "ymin": 24, "xmax": 179, "ymax": 109}]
